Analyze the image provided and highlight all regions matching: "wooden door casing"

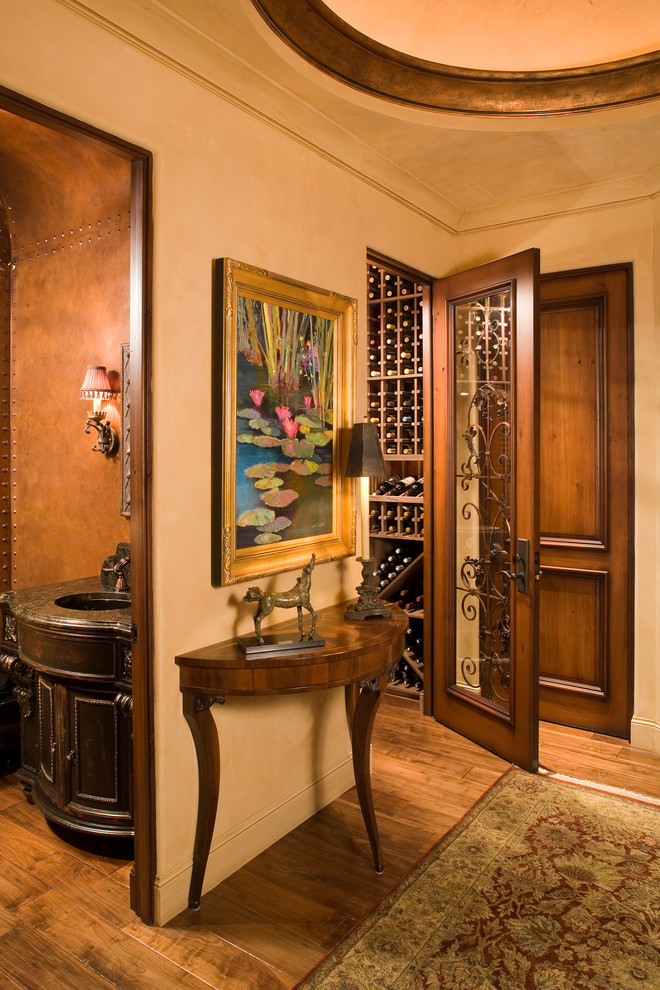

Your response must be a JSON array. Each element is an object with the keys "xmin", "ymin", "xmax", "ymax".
[{"xmin": 538, "ymin": 265, "xmax": 633, "ymax": 738}]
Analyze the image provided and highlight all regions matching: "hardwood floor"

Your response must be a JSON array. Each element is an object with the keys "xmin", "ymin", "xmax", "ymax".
[{"xmin": 1, "ymin": 696, "xmax": 660, "ymax": 989}]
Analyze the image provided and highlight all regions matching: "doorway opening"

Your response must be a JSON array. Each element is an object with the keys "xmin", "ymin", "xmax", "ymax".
[{"xmin": 0, "ymin": 85, "xmax": 154, "ymax": 922}]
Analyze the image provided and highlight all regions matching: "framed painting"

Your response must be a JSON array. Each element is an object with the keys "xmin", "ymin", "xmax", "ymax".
[{"xmin": 212, "ymin": 258, "xmax": 357, "ymax": 585}]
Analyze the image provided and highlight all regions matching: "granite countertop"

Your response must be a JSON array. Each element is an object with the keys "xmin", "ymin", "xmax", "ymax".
[{"xmin": 0, "ymin": 576, "xmax": 132, "ymax": 637}]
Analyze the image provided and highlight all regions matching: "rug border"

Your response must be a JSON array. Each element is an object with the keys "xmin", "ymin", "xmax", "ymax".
[
  {"xmin": 293, "ymin": 765, "xmax": 660, "ymax": 989},
  {"xmin": 291, "ymin": 765, "xmax": 513, "ymax": 989},
  {"xmin": 539, "ymin": 768, "xmax": 660, "ymax": 807}
]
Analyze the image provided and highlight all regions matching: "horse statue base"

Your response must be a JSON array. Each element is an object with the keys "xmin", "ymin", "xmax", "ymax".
[{"xmin": 237, "ymin": 632, "xmax": 326, "ymax": 657}]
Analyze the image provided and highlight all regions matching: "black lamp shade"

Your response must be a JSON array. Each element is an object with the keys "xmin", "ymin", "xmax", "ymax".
[{"xmin": 345, "ymin": 422, "xmax": 386, "ymax": 478}]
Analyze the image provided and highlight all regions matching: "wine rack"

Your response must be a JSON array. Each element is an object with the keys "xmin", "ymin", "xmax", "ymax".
[
  {"xmin": 366, "ymin": 256, "xmax": 429, "ymax": 703},
  {"xmin": 370, "ymin": 496, "xmax": 424, "ymax": 541}
]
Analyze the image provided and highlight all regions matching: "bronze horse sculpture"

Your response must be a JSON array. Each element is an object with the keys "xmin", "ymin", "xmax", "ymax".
[{"xmin": 243, "ymin": 554, "xmax": 318, "ymax": 644}]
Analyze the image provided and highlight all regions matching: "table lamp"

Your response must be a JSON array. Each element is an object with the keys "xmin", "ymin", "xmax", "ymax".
[{"xmin": 344, "ymin": 420, "xmax": 392, "ymax": 620}]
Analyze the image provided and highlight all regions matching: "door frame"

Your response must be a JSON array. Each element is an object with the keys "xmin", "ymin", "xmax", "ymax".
[{"xmin": 0, "ymin": 85, "xmax": 155, "ymax": 922}]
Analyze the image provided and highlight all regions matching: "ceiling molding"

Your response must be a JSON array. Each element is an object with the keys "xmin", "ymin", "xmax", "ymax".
[{"xmin": 251, "ymin": 0, "xmax": 660, "ymax": 117}]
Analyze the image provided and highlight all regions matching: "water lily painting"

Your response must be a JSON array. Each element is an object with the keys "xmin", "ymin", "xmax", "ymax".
[{"xmin": 212, "ymin": 258, "xmax": 356, "ymax": 585}]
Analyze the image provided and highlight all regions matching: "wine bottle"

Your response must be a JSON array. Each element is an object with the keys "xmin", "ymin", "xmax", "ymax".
[
  {"xmin": 389, "ymin": 476, "xmax": 415, "ymax": 497},
  {"xmin": 404, "ymin": 478, "xmax": 424, "ymax": 497},
  {"xmin": 374, "ymin": 476, "xmax": 400, "ymax": 495}
]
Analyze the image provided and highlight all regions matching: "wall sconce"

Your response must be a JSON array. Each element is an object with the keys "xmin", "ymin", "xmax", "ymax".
[
  {"xmin": 344, "ymin": 420, "xmax": 391, "ymax": 621},
  {"xmin": 80, "ymin": 365, "xmax": 118, "ymax": 456}
]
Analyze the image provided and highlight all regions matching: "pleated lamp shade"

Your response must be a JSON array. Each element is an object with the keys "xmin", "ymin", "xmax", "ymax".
[{"xmin": 80, "ymin": 365, "xmax": 113, "ymax": 401}]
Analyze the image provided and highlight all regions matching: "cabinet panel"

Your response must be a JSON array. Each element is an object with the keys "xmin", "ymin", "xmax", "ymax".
[
  {"xmin": 20, "ymin": 624, "xmax": 117, "ymax": 679},
  {"xmin": 37, "ymin": 676, "xmax": 57, "ymax": 791},
  {"xmin": 71, "ymin": 692, "xmax": 120, "ymax": 804}
]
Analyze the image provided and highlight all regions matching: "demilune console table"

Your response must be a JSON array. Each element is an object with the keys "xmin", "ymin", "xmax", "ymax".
[{"xmin": 175, "ymin": 601, "xmax": 408, "ymax": 909}]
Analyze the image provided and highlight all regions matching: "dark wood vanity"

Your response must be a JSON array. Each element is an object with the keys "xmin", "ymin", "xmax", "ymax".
[{"xmin": 0, "ymin": 577, "xmax": 133, "ymax": 837}]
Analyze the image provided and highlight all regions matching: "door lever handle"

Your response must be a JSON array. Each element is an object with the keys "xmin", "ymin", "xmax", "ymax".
[{"xmin": 501, "ymin": 538, "xmax": 530, "ymax": 594}]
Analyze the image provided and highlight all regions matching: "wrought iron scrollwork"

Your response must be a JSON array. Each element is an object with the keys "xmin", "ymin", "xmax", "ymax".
[
  {"xmin": 461, "ymin": 383, "xmax": 510, "ymax": 483},
  {"xmin": 455, "ymin": 293, "xmax": 513, "ymax": 709}
]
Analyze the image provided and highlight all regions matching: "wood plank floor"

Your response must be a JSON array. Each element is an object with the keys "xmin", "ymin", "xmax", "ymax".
[{"xmin": 1, "ymin": 696, "xmax": 660, "ymax": 989}]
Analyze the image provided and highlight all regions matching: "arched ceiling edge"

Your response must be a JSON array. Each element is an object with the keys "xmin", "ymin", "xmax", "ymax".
[{"xmin": 250, "ymin": 0, "xmax": 660, "ymax": 116}]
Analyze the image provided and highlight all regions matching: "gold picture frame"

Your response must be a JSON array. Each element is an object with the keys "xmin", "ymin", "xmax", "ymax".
[{"xmin": 212, "ymin": 258, "xmax": 357, "ymax": 586}]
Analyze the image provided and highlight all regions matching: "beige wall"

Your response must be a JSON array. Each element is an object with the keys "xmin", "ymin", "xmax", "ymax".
[{"xmin": 3, "ymin": 0, "xmax": 658, "ymax": 926}]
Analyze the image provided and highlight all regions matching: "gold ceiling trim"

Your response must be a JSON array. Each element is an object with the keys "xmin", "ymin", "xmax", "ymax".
[{"xmin": 251, "ymin": 0, "xmax": 660, "ymax": 116}]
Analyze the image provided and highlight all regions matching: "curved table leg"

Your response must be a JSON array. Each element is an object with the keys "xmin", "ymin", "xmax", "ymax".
[
  {"xmin": 182, "ymin": 693, "xmax": 224, "ymax": 909},
  {"xmin": 348, "ymin": 672, "xmax": 388, "ymax": 873}
]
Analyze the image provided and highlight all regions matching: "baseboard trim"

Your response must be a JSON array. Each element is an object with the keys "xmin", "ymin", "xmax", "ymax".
[
  {"xmin": 630, "ymin": 715, "xmax": 660, "ymax": 755},
  {"xmin": 153, "ymin": 755, "xmax": 354, "ymax": 925}
]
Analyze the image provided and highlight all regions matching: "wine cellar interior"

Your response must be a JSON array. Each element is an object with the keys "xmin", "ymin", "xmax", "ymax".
[{"xmin": 367, "ymin": 256, "xmax": 431, "ymax": 706}]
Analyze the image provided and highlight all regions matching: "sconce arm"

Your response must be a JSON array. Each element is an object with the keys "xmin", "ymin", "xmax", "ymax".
[{"xmin": 84, "ymin": 417, "xmax": 118, "ymax": 456}]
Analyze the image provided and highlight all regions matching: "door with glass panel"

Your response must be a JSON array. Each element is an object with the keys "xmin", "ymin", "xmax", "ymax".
[{"xmin": 431, "ymin": 250, "xmax": 540, "ymax": 772}]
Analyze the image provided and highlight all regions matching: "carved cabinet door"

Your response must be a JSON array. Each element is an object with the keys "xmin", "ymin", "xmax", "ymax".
[{"xmin": 65, "ymin": 685, "xmax": 133, "ymax": 829}]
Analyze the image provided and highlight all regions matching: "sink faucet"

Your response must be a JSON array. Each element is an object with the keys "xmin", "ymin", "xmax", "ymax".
[{"xmin": 104, "ymin": 557, "xmax": 130, "ymax": 591}]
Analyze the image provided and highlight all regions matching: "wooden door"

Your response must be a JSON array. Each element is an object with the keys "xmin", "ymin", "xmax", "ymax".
[
  {"xmin": 538, "ymin": 265, "xmax": 633, "ymax": 738},
  {"xmin": 431, "ymin": 249, "xmax": 540, "ymax": 772}
]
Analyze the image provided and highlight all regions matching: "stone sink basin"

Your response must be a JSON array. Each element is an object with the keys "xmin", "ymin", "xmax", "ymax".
[{"xmin": 55, "ymin": 592, "xmax": 131, "ymax": 612}]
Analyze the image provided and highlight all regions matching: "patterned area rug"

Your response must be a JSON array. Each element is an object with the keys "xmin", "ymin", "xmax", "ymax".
[{"xmin": 295, "ymin": 769, "xmax": 660, "ymax": 989}]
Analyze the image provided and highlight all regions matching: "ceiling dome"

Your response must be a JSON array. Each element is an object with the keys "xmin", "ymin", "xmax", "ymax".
[
  {"xmin": 251, "ymin": 0, "xmax": 660, "ymax": 115},
  {"xmin": 325, "ymin": 0, "xmax": 660, "ymax": 72}
]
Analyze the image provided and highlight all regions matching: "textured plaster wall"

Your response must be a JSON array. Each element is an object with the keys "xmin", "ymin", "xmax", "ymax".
[
  {"xmin": 0, "ymin": 115, "xmax": 132, "ymax": 589},
  {"xmin": 0, "ymin": 0, "xmax": 454, "ymax": 922}
]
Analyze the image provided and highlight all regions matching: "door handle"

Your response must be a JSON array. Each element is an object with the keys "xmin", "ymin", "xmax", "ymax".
[{"xmin": 501, "ymin": 538, "xmax": 530, "ymax": 594}]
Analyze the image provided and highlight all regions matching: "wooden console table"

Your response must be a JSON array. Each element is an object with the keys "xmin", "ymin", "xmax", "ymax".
[{"xmin": 176, "ymin": 601, "xmax": 407, "ymax": 909}]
